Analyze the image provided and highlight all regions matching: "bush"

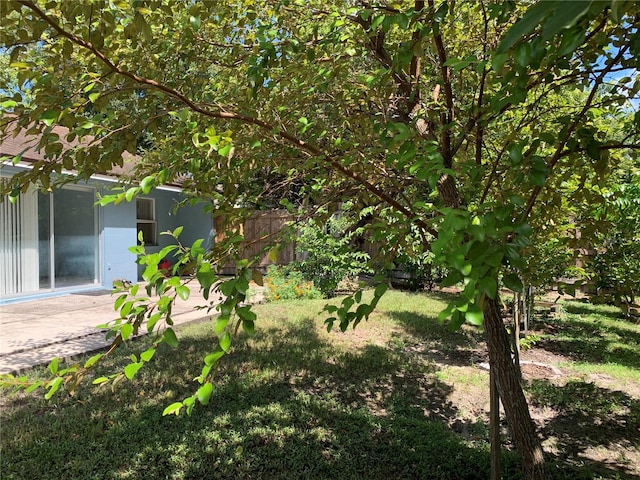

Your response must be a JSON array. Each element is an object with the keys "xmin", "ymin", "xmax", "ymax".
[
  {"xmin": 293, "ymin": 216, "xmax": 371, "ymax": 297},
  {"xmin": 264, "ymin": 265, "xmax": 323, "ymax": 301},
  {"xmin": 392, "ymin": 252, "xmax": 448, "ymax": 291}
]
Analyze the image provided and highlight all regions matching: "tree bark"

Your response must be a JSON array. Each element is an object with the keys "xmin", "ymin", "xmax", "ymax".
[
  {"xmin": 484, "ymin": 295, "xmax": 551, "ymax": 479},
  {"xmin": 490, "ymin": 367, "xmax": 501, "ymax": 480}
]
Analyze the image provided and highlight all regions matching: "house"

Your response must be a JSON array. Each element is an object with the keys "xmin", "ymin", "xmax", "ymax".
[{"xmin": 0, "ymin": 122, "xmax": 212, "ymax": 301}]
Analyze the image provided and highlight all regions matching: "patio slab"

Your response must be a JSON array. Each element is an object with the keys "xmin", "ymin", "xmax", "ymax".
[{"xmin": 0, "ymin": 284, "xmax": 261, "ymax": 374}]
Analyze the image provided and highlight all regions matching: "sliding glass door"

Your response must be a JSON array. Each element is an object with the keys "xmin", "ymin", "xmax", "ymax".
[{"xmin": 1, "ymin": 183, "xmax": 99, "ymax": 297}]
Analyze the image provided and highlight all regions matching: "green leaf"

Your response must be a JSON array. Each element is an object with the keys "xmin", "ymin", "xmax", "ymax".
[
  {"xmin": 529, "ymin": 170, "xmax": 547, "ymax": 186},
  {"xmin": 119, "ymin": 300, "xmax": 133, "ymax": 318},
  {"xmin": 83, "ymin": 353, "xmax": 103, "ymax": 369},
  {"xmin": 215, "ymin": 316, "xmax": 230, "ymax": 336},
  {"xmin": 44, "ymin": 377, "xmax": 63, "ymax": 399},
  {"xmin": 93, "ymin": 377, "xmax": 109, "ymax": 385},
  {"xmin": 611, "ymin": 0, "xmax": 625, "ymax": 21},
  {"xmin": 146, "ymin": 313, "xmax": 162, "ymax": 332},
  {"xmin": 48, "ymin": 357, "xmax": 59, "ymax": 375},
  {"xmin": 124, "ymin": 362, "xmax": 144, "ymax": 380},
  {"xmin": 140, "ymin": 175, "xmax": 155, "ymax": 194},
  {"xmin": 354, "ymin": 289, "xmax": 362, "ymax": 303},
  {"xmin": 491, "ymin": 52, "xmax": 508, "ymax": 72},
  {"xmin": 441, "ymin": 271, "xmax": 463, "ymax": 287},
  {"xmin": 465, "ymin": 304, "xmax": 484, "ymax": 326},
  {"xmin": 197, "ymin": 382, "xmax": 214, "ymax": 405},
  {"xmin": 125, "ymin": 187, "xmax": 138, "ymax": 202},
  {"xmin": 541, "ymin": 1, "xmax": 590, "ymax": 40},
  {"xmin": 140, "ymin": 348, "xmax": 155, "ymax": 362},
  {"xmin": 503, "ymin": 273, "xmax": 524, "ymax": 293},
  {"xmin": 497, "ymin": 1, "xmax": 555, "ymax": 53},
  {"xmin": 205, "ymin": 348, "xmax": 225, "ymax": 366},
  {"xmin": 479, "ymin": 277, "xmax": 498, "ymax": 299},
  {"xmin": 514, "ymin": 42, "xmax": 531, "ymax": 67},
  {"xmin": 197, "ymin": 269, "xmax": 216, "ymax": 291},
  {"xmin": 219, "ymin": 331, "xmax": 232, "ymax": 353},
  {"xmin": 163, "ymin": 328, "xmax": 179, "ymax": 347},
  {"xmin": 25, "ymin": 381, "xmax": 43, "ymax": 394},
  {"xmin": 448, "ymin": 310, "xmax": 465, "ymax": 331},
  {"xmin": 163, "ymin": 402, "xmax": 183, "ymax": 416},
  {"xmin": 176, "ymin": 285, "xmax": 190, "ymax": 301},
  {"xmin": 135, "ymin": 13, "xmax": 153, "ymax": 42},
  {"xmin": 120, "ymin": 323, "xmax": 134, "ymax": 340},
  {"xmin": 40, "ymin": 110, "xmax": 58, "ymax": 126},
  {"xmin": 189, "ymin": 15, "xmax": 201, "ymax": 30},
  {"xmin": 461, "ymin": 262, "xmax": 472, "ymax": 276},
  {"xmin": 236, "ymin": 305, "xmax": 256, "ymax": 322},
  {"xmin": 218, "ymin": 144, "xmax": 232, "ymax": 157},
  {"xmin": 242, "ymin": 319, "xmax": 255, "ymax": 336},
  {"xmin": 374, "ymin": 283, "xmax": 388, "ymax": 298},
  {"xmin": 586, "ymin": 139, "xmax": 601, "ymax": 160},
  {"xmin": 558, "ymin": 26, "xmax": 586, "ymax": 57}
]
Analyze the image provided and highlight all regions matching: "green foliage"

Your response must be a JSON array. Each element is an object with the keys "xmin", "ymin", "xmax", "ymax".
[
  {"xmin": 519, "ymin": 333, "xmax": 540, "ymax": 351},
  {"xmin": 293, "ymin": 212, "xmax": 371, "ymax": 297},
  {"xmin": 263, "ymin": 265, "xmax": 322, "ymax": 301},
  {"xmin": 393, "ymin": 252, "xmax": 448, "ymax": 292},
  {"xmin": 585, "ymin": 180, "xmax": 640, "ymax": 306}
]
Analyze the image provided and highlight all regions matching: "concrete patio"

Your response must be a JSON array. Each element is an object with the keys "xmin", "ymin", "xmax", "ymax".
[{"xmin": 0, "ymin": 284, "xmax": 257, "ymax": 374}]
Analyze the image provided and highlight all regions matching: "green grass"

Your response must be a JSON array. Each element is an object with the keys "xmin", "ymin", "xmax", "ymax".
[
  {"xmin": 538, "ymin": 299, "xmax": 640, "ymax": 383},
  {"xmin": 1, "ymin": 290, "xmax": 639, "ymax": 479}
]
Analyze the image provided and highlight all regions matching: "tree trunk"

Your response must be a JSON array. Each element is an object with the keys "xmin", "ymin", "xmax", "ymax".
[
  {"xmin": 484, "ymin": 295, "xmax": 551, "ymax": 479},
  {"xmin": 490, "ymin": 367, "xmax": 501, "ymax": 480}
]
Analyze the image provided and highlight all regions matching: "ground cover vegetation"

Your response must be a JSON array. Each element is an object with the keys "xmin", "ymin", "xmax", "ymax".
[
  {"xmin": 1, "ymin": 290, "xmax": 639, "ymax": 479},
  {"xmin": 1, "ymin": 1, "xmax": 640, "ymax": 478}
]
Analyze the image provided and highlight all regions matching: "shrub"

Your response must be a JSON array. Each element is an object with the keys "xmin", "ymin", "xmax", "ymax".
[
  {"xmin": 293, "ymin": 215, "xmax": 371, "ymax": 297},
  {"xmin": 393, "ymin": 252, "xmax": 448, "ymax": 291},
  {"xmin": 264, "ymin": 265, "xmax": 322, "ymax": 301}
]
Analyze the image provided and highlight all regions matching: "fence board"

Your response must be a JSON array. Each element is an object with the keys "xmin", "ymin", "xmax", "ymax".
[{"xmin": 216, "ymin": 209, "xmax": 296, "ymax": 274}]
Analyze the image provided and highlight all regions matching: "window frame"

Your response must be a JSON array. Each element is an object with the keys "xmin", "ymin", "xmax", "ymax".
[{"xmin": 136, "ymin": 197, "xmax": 157, "ymax": 246}]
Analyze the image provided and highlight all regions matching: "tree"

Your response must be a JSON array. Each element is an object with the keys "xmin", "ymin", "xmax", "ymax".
[
  {"xmin": 1, "ymin": 1, "xmax": 639, "ymax": 478},
  {"xmin": 586, "ymin": 175, "xmax": 640, "ymax": 309}
]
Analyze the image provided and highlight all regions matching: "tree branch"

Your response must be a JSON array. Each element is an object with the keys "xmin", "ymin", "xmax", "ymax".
[
  {"xmin": 16, "ymin": 0, "xmax": 436, "ymax": 237},
  {"xmin": 428, "ymin": 0, "xmax": 455, "ymax": 168},
  {"xmin": 520, "ymin": 45, "xmax": 631, "ymax": 222}
]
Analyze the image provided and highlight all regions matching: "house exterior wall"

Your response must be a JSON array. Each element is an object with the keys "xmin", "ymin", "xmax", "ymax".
[
  {"xmin": 178, "ymin": 202, "xmax": 213, "ymax": 250},
  {"xmin": 1, "ymin": 164, "xmax": 212, "ymax": 299},
  {"xmin": 135, "ymin": 190, "xmax": 212, "ymax": 280},
  {"xmin": 100, "ymin": 195, "xmax": 137, "ymax": 287}
]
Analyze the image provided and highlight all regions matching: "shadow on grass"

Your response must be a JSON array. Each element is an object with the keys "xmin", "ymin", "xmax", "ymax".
[
  {"xmin": 527, "ymin": 379, "xmax": 640, "ymax": 479},
  {"xmin": 539, "ymin": 302, "xmax": 640, "ymax": 370},
  {"xmin": 1, "ymin": 307, "xmax": 637, "ymax": 479},
  {"xmin": 1, "ymin": 316, "xmax": 520, "ymax": 480},
  {"xmin": 387, "ymin": 309, "xmax": 485, "ymax": 366}
]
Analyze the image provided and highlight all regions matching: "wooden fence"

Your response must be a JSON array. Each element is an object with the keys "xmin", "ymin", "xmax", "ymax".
[{"xmin": 215, "ymin": 209, "xmax": 297, "ymax": 274}]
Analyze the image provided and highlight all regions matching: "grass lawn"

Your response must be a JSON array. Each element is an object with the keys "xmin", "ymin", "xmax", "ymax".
[{"xmin": 1, "ymin": 290, "xmax": 639, "ymax": 479}]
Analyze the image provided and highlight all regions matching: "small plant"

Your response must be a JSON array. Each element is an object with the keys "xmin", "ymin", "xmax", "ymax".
[
  {"xmin": 519, "ymin": 333, "xmax": 540, "ymax": 351},
  {"xmin": 263, "ymin": 265, "xmax": 322, "ymax": 301}
]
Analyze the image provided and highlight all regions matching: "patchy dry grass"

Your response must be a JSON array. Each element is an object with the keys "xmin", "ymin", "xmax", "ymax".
[{"xmin": 1, "ymin": 291, "xmax": 639, "ymax": 479}]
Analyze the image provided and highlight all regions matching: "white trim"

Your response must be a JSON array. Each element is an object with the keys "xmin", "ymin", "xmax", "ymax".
[{"xmin": 3, "ymin": 161, "xmax": 184, "ymax": 192}]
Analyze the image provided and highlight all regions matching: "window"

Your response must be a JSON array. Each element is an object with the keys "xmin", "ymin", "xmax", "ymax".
[{"xmin": 136, "ymin": 198, "xmax": 157, "ymax": 245}]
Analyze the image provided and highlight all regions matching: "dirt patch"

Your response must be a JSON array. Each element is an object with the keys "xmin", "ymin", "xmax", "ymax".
[
  {"xmin": 430, "ymin": 345, "xmax": 640, "ymax": 477},
  {"xmin": 519, "ymin": 346, "xmax": 570, "ymax": 366}
]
